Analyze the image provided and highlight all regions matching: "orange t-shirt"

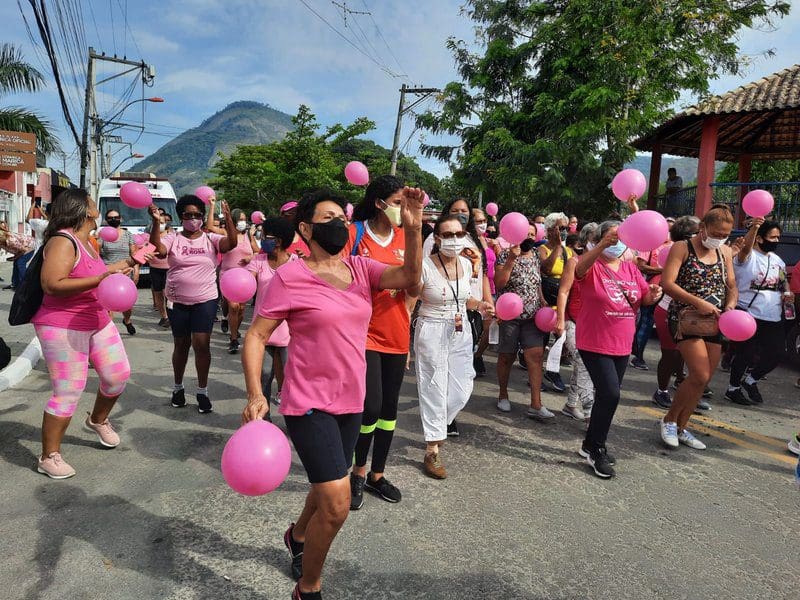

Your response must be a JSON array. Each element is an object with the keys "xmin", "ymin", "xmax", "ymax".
[{"xmin": 343, "ymin": 222, "xmax": 409, "ymax": 354}]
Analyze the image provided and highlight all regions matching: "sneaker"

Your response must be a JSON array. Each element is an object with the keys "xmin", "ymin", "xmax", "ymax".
[
  {"xmin": 228, "ymin": 338, "xmax": 240, "ymax": 354},
  {"xmin": 544, "ymin": 370, "xmax": 566, "ymax": 392},
  {"xmin": 720, "ymin": 355, "xmax": 732, "ymax": 372},
  {"xmin": 171, "ymin": 388, "xmax": 186, "ymax": 407},
  {"xmin": 725, "ymin": 387, "xmax": 752, "ymax": 406},
  {"xmin": 497, "ymin": 398, "xmax": 511, "ymax": 412},
  {"xmin": 124, "ymin": 321, "xmax": 136, "ymax": 335},
  {"xmin": 582, "ymin": 446, "xmax": 615, "ymax": 478},
  {"xmin": 83, "ymin": 413, "xmax": 120, "ymax": 448},
  {"xmin": 158, "ymin": 317, "xmax": 170, "ymax": 328},
  {"xmin": 273, "ymin": 391, "xmax": 282, "ymax": 406},
  {"xmin": 741, "ymin": 381, "xmax": 763, "ymax": 404},
  {"xmin": 694, "ymin": 398, "xmax": 712, "ymax": 413},
  {"xmin": 221, "ymin": 318, "xmax": 229, "ymax": 334},
  {"xmin": 630, "ymin": 357, "xmax": 649, "ymax": 370},
  {"xmin": 660, "ymin": 420, "xmax": 679, "ymax": 448},
  {"xmin": 678, "ymin": 428, "xmax": 707, "ymax": 450},
  {"xmin": 37, "ymin": 452, "xmax": 76, "ymax": 479},
  {"xmin": 788, "ymin": 434, "xmax": 800, "ymax": 456},
  {"xmin": 349, "ymin": 473, "xmax": 365, "ymax": 510},
  {"xmin": 283, "ymin": 523, "xmax": 304, "ymax": 581},
  {"xmin": 423, "ymin": 451, "xmax": 446, "ymax": 479},
  {"xmin": 526, "ymin": 406, "xmax": 555, "ymax": 420},
  {"xmin": 292, "ymin": 584, "xmax": 322, "ymax": 600},
  {"xmin": 197, "ymin": 393, "xmax": 213, "ymax": 414},
  {"xmin": 517, "ymin": 349, "xmax": 527, "ymax": 370},
  {"xmin": 473, "ymin": 355, "xmax": 486, "ymax": 377},
  {"xmin": 447, "ymin": 420, "xmax": 459, "ymax": 437},
  {"xmin": 578, "ymin": 441, "xmax": 616, "ymax": 466},
  {"xmin": 652, "ymin": 390, "xmax": 672, "ymax": 409},
  {"xmin": 702, "ymin": 387, "xmax": 713, "ymax": 399},
  {"xmin": 561, "ymin": 405, "xmax": 585, "ymax": 420},
  {"xmin": 365, "ymin": 472, "xmax": 402, "ymax": 503}
]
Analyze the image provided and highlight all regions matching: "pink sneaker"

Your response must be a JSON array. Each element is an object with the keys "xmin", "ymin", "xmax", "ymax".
[
  {"xmin": 37, "ymin": 452, "xmax": 76, "ymax": 479},
  {"xmin": 84, "ymin": 413, "xmax": 120, "ymax": 448}
]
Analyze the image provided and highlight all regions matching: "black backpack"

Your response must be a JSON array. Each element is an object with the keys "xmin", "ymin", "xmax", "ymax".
[{"xmin": 9, "ymin": 233, "xmax": 77, "ymax": 326}]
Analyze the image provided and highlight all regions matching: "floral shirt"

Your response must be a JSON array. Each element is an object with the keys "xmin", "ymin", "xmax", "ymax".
[{"xmin": 496, "ymin": 249, "xmax": 542, "ymax": 319}]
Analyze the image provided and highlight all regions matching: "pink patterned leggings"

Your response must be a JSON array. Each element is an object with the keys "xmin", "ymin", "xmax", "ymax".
[{"xmin": 35, "ymin": 322, "xmax": 131, "ymax": 418}]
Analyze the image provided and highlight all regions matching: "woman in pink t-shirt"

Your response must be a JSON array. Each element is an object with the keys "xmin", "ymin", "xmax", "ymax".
[
  {"xmin": 147, "ymin": 195, "xmax": 238, "ymax": 414},
  {"xmin": 32, "ymin": 188, "xmax": 135, "ymax": 479},
  {"xmin": 241, "ymin": 188, "xmax": 425, "ymax": 600},
  {"xmin": 574, "ymin": 221, "xmax": 661, "ymax": 479}
]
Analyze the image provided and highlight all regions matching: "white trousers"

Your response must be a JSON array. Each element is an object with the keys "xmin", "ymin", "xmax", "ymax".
[
  {"xmin": 564, "ymin": 320, "xmax": 594, "ymax": 410},
  {"xmin": 414, "ymin": 317, "xmax": 475, "ymax": 442}
]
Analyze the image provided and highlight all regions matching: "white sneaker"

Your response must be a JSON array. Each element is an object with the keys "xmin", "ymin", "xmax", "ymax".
[
  {"xmin": 561, "ymin": 404, "xmax": 585, "ymax": 420},
  {"xmin": 497, "ymin": 398, "xmax": 511, "ymax": 412},
  {"xmin": 660, "ymin": 420, "xmax": 679, "ymax": 448},
  {"xmin": 526, "ymin": 406, "xmax": 555, "ymax": 420},
  {"xmin": 788, "ymin": 434, "xmax": 800, "ymax": 456},
  {"xmin": 678, "ymin": 428, "xmax": 707, "ymax": 450}
]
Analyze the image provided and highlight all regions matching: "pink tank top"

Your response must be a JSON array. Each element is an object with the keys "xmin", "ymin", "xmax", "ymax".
[
  {"xmin": 220, "ymin": 233, "xmax": 253, "ymax": 271},
  {"xmin": 32, "ymin": 229, "xmax": 111, "ymax": 331}
]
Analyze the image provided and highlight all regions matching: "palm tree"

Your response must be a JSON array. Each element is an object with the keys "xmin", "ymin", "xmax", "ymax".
[{"xmin": 0, "ymin": 43, "xmax": 59, "ymax": 156}]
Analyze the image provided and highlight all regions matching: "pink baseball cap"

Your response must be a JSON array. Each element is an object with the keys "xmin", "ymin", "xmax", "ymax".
[{"xmin": 280, "ymin": 201, "xmax": 298, "ymax": 213}]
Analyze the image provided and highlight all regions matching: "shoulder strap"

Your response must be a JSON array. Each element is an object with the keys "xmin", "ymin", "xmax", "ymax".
[
  {"xmin": 351, "ymin": 221, "xmax": 365, "ymax": 256},
  {"xmin": 745, "ymin": 254, "xmax": 770, "ymax": 310}
]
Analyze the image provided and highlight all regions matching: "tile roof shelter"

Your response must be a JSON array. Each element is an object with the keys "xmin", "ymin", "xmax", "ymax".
[{"xmin": 633, "ymin": 64, "xmax": 800, "ymax": 217}]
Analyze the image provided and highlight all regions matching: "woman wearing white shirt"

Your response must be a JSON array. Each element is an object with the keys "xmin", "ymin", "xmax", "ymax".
[
  {"xmin": 725, "ymin": 218, "xmax": 792, "ymax": 406},
  {"xmin": 413, "ymin": 215, "xmax": 493, "ymax": 479}
]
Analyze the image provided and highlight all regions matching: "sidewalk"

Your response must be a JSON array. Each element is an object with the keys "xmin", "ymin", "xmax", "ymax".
[{"xmin": 0, "ymin": 259, "xmax": 41, "ymax": 391}]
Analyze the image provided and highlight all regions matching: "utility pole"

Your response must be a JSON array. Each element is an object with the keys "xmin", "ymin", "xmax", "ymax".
[
  {"xmin": 389, "ymin": 84, "xmax": 440, "ymax": 176},
  {"xmin": 79, "ymin": 48, "xmax": 95, "ymax": 189}
]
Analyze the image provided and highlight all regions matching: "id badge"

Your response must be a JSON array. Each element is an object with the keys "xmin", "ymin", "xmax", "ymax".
[{"xmin": 454, "ymin": 313, "xmax": 463, "ymax": 332}]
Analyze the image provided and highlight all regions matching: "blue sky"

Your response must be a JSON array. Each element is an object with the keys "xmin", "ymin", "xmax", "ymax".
[{"xmin": 2, "ymin": 0, "xmax": 799, "ymax": 184}]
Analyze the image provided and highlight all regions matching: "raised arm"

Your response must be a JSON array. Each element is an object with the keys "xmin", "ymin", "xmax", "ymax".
[
  {"xmin": 205, "ymin": 198, "xmax": 226, "ymax": 235},
  {"xmin": 148, "ymin": 204, "xmax": 167, "ymax": 256},
  {"xmin": 576, "ymin": 228, "xmax": 616, "ymax": 279},
  {"xmin": 217, "ymin": 201, "xmax": 239, "ymax": 253},
  {"xmin": 737, "ymin": 217, "xmax": 764, "ymax": 264},
  {"xmin": 378, "ymin": 187, "xmax": 424, "ymax": 290}
]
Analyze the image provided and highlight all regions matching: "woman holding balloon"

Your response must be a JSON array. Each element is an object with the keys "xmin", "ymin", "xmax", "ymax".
[
  {"xmin": 147, "ymin": 195, "xmax": 238, "ymax": 414},
  {"xmin": 241, "ymin": 187, "xmax": 425, "ymax": 600},
  {"xmin": 660, "ymin": 206, "xmax": 737, "ymax": 450},
  {"xmin": 32, "ymin": 188, "xmax": 134, "ymax": 479}
]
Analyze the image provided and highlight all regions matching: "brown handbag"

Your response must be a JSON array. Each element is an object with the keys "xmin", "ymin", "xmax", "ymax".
[{"xmin": 675, "ymin": 308, "xmax": 719, "ymax": 340}]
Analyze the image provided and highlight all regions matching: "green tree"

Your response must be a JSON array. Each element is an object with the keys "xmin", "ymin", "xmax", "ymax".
[
  {"xmin": 0, "ymin": 43, "xmax": 59, "ymax": 155},
  {"xmin": 418, "ymin": 0, "xmax": 789, "ymax": 219},
  {"xmin": 717, "ymin": 160, "xmax": 800, "ymax": 183}
]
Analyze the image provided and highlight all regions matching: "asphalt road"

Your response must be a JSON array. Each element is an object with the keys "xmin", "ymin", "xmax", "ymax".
[{"xmin": 1, "ymin": 291, "xmax": 798, "ymax": 599}]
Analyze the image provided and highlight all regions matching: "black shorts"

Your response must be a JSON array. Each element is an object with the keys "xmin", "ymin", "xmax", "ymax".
[
  {"xmin": 150, "ymin": 267, "xmax": 168, "ymax": 292},
  {"xmin": 283, "ymin": 410, "xmax": 361, "ymax": 484},
  {"xmin": 167, "ymin": 299, "xmax": 218, "ymax": 337}
]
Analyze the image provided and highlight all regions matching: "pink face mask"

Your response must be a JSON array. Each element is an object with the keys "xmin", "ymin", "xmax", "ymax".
[
  {"xmin": 568, "ymin": 223, "xmax": 578, "ymax": 233},
  {"xmin": 182, "ymin": 218, "xmax": 202, "ymax": 232}
]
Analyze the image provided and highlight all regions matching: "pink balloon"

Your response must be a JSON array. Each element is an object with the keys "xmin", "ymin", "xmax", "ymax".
[
  {"xmin": 611, "ymin": 169, "xmax": 647, "ymax": 202},
  {"xmin": 220, "ymin": 267, "xmax": 257, "ymax": 303},
  {"xmin": 422, "ymin": 193, "xmax": 431, "ymax": 207},
  {"xmin": 251, "ymin": 211, "xmax": 265, "ymax": 225},
  {"xmin": 742, "ymin": 189, "xmax": 774, "ymax": 218},
  {"xmin": 534, "ymin": 223, "xmax": 546, "ymax": 242},
  {"xmin": 120, "ymin": 182, "xmax": 152, "ymax": 209},
  {"xmin": 194, "ymin": 186, "xmax": 215, "ymax": 205},
  {"xmin": 345, "ymin": 203, "xmax": 354, "ymax": 220},
  {"xmin": 98, "ymin": 226, "xmax": 119, "ymax": 243},
  {"xmin": 618, "ymin": 210, "xmax": 669, "ymax": 252},
  {"xmin": 97, "ymin": 273, "xmax": 138, "ymax": 312},
  {"xmin": 485, "ymin": 202, "xmax": 499, "ymax": 217},
  {"xmin": 719, "ymin": 310, "xmax": 757, "ymax": 342},
  {"xmin": 499, "ymin": 212, "xmax": 530, "ymax": 245},
  {"xmin": 221, "ymin": 420, "xmax": 292, "ymax": 496},
  {"xmin": 534, "ymin": 306, "xmax": 558, "ymax": 332},
  {"xmin": 657, "ymin": 244, "xmax": 673, "ymax": 268},
  {"xmin": 344, "ymin": 161, "xmax": 369, "ymax": 186},
  {"xmin": 495, "ymin": 292, "xmax": 523, "ymax": 321}
]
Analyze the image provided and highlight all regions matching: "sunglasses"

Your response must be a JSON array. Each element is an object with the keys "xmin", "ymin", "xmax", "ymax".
[
  {"xmin": 439, "ymin": 231, "xmax": 468, "ymax": 239},
  {"xmin": 558, "ymin": 226, "xmax": 568, "ymax": 231},
  {"xmin": 182, "ymin": 212, "xmax": 204, "ymax": 220}
]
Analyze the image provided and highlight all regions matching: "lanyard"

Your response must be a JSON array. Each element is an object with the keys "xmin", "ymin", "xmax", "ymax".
[{"xmin": 437, "ymin": 254, "xmax": 460, "ymax": 312}]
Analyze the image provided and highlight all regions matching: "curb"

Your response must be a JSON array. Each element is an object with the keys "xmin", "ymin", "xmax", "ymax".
[{"xmin": 0, "ymin": 337, "xmax": 42, "ymax": 393}]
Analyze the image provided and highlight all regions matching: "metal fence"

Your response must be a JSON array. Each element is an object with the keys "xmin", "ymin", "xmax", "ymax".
[{"xmin": 654, "ymin": 186, "xmax": 697, "ymax": 217}]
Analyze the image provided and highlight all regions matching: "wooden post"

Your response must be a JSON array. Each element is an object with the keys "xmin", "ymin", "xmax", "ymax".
[
  {"xmin": 735, "ymin": 153, "xmax": 752, "ymax": 227},
  {"xmin": 647, "ymin": 144, "xmax": 662, "ymax": 210},
  {"xmin": 694, "ymin": 116, "xmax": 720, "ymax": 216}
]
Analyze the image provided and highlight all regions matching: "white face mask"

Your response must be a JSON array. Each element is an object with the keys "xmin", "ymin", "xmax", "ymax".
[
  {"xmin": 439, "ymin": 237, "xmax": 466, "ymax": 257},
  {"xmin": 159, "ymin": 223, "xmax": 167, "ymax": 232},
  {"xmin": 585, "ymin": 242, "xmax": 596, "ymax": 251},
  {"xmin": 236, "ymin": 221, "xmax": 248, "ymax": 232},
  {"xmin": 476, "ymin": 223, "xmax": 488, "ymax": 234},
  {"xmin": 701, "ymin": 233, "xmax": 727, "ymax": 250}
]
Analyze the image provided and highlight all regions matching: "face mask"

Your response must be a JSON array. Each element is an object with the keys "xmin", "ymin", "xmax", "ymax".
[
  {"xmin": 439, "ymin": 237, "xmax": 466, "ymax": 257},
  {"xmin": 261, "ymin": 239, "xmax": 277, "ymax": 254},
  {"xmin": 254, "ymin": 230, "xmax": 262, "ymax": 240},
  {"xmin": 454, "ymin": 213, "xmax": 469, "ymax": 228},
  {"xmin": 309, "ymin": 219, "xmax": 349, "ymax": 255},
  {"xmin": 759, "ymin": 240, "xmax": 779, "ymax": 253},
  {"xmin": 476, "ymin": 223, "xmax": 488, "ymax": 235},
  {"xmin": 106, "ymin": 218, "xmax": 121, "ymax": 227},
  {"xmin": 383, "ymin": 204, "xmax": 402, "ymax": 227},
  {"xmin": 182, "ymin": 218, "xmax": 202, "ymax": 232},
  {"xmin": 159, "ymin": 223, "xmax": 167, "ymax": 232},
  {"xmin": 568, "ymin": 224, "xmax": 577, "ymax": 233},
  {"xmin": 520, "ymin": 238, "xmax": 535, "ymax": 253},
  {"xmin": 701, "ymin": 233, "xmax": 727, "ymax": 250},
  {"xmin": 236, "ymin": 221, "xmax": 248, "ymax": 232},
  {"xmin": 560, "ymin": 231, "xmax": 568, "ymax": 242},
  {"xmin": 585, "ymin": 242, "xmax": 596, "ymax": 251},
  {"xmin": 602, "ymin": 241, "xmax": 627, "ymax": 259}
]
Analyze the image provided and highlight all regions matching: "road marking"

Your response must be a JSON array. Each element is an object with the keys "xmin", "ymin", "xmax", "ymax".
[{"xmin": 635, "ymin": 406, "xmax": 797, "ymax": 466}]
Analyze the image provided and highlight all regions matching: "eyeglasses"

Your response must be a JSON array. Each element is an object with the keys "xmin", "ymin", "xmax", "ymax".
[
  {"xmin": 182, "ymin": 212, "xmax": 203, "ymax": 220},
  {"xmin": 439, "ymin": 231, "xmax": 468, "ymax": 239},
  {"xmin": 558, "ymin": 226, "xmax": 568, "ymax": 231}
]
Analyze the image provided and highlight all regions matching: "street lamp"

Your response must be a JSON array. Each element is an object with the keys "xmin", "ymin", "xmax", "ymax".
[
  {"xmin": 101, "ymin": 96, "xmax": 165, "ymax": 132},
  {"xmin": 112, "ymin": 152, "xmax": 146, "ymax": 174}
]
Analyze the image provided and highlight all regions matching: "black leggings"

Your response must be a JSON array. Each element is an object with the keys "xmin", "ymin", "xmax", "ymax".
[
  {"xmin": 729, "ymin": 317, "xmax": 784, "ymax": 386},
  {"xmin": 354, "ymin": 350, "xmax": 407, "ymax": 473},
  {"xmin": 579, "ymin": 350, "xmax": 628, "ymax": 451}
]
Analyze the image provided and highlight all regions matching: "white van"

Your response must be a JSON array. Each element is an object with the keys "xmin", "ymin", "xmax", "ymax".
[{"xmin": 97, "ymin": 171, "xmax": 178, "ymax": 279}]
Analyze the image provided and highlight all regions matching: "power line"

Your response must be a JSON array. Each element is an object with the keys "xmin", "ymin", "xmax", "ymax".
[{"xmin": 360, "ymin": 0, "xmax": 408, "ymax": 79}]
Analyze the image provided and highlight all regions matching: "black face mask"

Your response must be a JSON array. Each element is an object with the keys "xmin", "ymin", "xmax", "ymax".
[
  {"xmin": 106, "ymin": 218, "xmax": 121, "ymax": 227},
  {"xmin": 520, "ymin": 238, "xmax": 535, "ymax": 253},
  {"xmin": 760, "ymin": 240, "xmax": 779, "ymax": 253},
  {"xmin": 308, "ymin": 219, "xmax": 349, "ymax": 255},
  {"xmin": 455, "ymin": 213, "xmax": 469, "ymax": 228}
]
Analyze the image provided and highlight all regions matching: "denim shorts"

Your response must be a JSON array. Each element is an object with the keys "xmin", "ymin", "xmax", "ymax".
[{"xmin": 167, "ymin": 298, "xmax": 219, "ymax": 337}]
